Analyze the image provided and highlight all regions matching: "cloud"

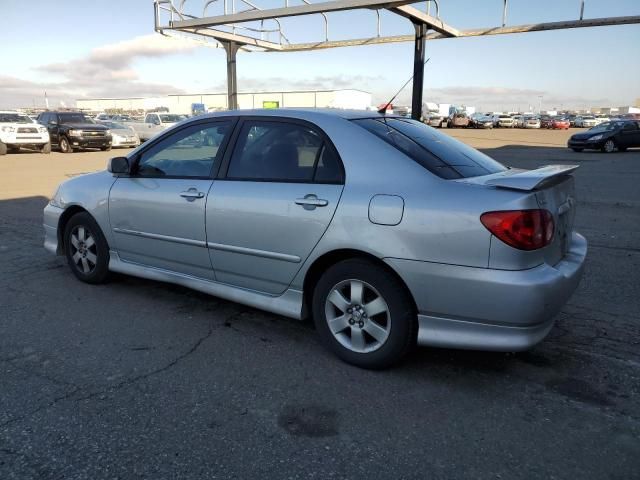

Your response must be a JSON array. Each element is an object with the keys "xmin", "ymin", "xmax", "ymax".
[
  {"xmin": 0, "ymin": 34, "xmax": 196, "ymax": 109},
  {"xmin": 208, "ymin": 74, "xmax": 385, "ymax": 93}
]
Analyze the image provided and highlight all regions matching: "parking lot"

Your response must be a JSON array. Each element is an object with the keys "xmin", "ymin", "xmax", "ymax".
[{"xmin": 1, "ymin": 128, "xmax": 639, "ymax": 478}]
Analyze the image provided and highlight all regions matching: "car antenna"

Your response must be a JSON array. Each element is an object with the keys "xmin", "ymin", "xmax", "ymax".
[{"xmin": 378, "ymin": 58, "xmax": 430, "ymax": 115}]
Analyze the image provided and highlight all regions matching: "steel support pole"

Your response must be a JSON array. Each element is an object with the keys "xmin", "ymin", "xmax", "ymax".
[
  {"xmin": 411, "ymin": 22, "xmax": 427, "ymax": 120},
  {"xmin": 223, "ymin": 41, "xmax": 239, "ymax": 110}
]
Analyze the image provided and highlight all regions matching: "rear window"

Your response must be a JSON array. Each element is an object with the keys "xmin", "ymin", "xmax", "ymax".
[{"xmin": 352, "ymin": 117, "xmax": 507, "ymax": 179}]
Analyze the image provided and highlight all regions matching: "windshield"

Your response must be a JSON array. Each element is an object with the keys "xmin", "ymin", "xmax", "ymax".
[
  {"xmin": 159, "ymin": 114, "xmax": 185, "ymax": 123},
  {"xmin": 0, "ymin": 113, "xmax": 33, "ymax": 123},
  {"xmin": 59, "ymin": 113, "xmax": 94, "ymax": 124},
  {"xmin": 588, "ymin": 121, "xmax": 626, "ymax": 133},
  {"xmin": 353, "ymin": 117, "xmax": 507, "ymax": 179}
]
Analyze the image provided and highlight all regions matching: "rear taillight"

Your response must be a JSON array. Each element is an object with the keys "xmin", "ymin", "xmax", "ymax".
[{"xmin": 480, "ymin": 209, "xmax": 554, "ymax": 251}]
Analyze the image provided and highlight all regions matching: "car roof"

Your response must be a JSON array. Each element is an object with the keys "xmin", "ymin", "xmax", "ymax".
[{"xmin": 196, "ymin": 108, "xmax": 396, "ymax": 122}]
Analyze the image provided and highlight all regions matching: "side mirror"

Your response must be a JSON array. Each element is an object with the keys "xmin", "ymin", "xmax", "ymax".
[{"xmin": 108, "ymin": 156, "xmax": 130, "ymax": 174}]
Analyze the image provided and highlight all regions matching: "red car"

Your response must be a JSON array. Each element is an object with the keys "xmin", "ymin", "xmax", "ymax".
[{"xmin": 546, "ymin": 117, "xmax": 570, "ymax": 130}]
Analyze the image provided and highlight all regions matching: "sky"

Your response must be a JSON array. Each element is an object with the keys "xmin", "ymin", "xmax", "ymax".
[{"xmin": 1, "ymin": 0, "xmax": 639, "ymax": 111}]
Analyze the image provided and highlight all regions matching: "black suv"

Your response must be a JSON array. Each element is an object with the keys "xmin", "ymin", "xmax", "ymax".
[{"xmin": 38, "ymin": 111, "xmax": 112, "ymax": 153}]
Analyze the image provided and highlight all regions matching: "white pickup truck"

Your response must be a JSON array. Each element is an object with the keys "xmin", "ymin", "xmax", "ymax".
[
  {"xmin": 0, "ymin": 111, "xmax": 51, "ymax": 155},
  {"xmin": 124, "ymin": 113, "xmax": 187, "ymax": 142}
]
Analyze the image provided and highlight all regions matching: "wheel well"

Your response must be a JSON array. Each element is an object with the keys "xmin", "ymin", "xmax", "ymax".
[
  {"xmin": 301, "ymin": 249, "xmax": 417, "ymax": 320},
  {"xmin": 57, "ymin": 206, "xmax": 87, "ymax": 251}
]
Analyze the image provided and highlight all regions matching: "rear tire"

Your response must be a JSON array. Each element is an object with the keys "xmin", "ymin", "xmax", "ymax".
[
  {"xmin": 59, "ymin": 136, "xmax": 73, "ymax": 153},
  {"xmin": 312, "ymin": 259, "xmax": 417, "ymax": 369},
  {"xmin": 100, "ymin": 146, "xmax": 112, "ymax": 151},
  {"xmin": 618, "ymin": 147, "xmax": 627, "ymax": 152},
  {"xmin": 571, "ymin": 148, "xmax": 583, "ymax": 152},
  {"xmin": 63, "ymin": 212, "xmax": 110, "ymax": 284}
]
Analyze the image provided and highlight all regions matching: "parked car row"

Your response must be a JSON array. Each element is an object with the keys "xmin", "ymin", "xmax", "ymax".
[{"xmin": 425, "ymin": 110, "xmax": 640, "ymax": 131}]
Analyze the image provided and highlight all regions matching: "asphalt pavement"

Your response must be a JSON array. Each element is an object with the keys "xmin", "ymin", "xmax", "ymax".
[{"xmin": 1, "ymin": 129, "xmax": 639, "ymax": 479}]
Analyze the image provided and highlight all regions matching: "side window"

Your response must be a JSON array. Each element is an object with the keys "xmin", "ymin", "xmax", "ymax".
[
  {"xmin": 39, "ymin": 113, "xmax": 48, "ymax": 124},
  {"xmin": 136, "ymin": 121, "xmax": 231, "ymax": 178},
  {"xmin": 314, "ymin": 145, "xmax": 343, "ymax": 183},
  {"xmin": 227, "ymin": 121, "xmax": 325, "ymax": 182}
]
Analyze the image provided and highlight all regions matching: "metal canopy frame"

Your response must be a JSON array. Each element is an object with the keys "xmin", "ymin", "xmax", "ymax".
[{"xmin": 154, "ymin": 0, "xmax": 640, "ymax": 118}]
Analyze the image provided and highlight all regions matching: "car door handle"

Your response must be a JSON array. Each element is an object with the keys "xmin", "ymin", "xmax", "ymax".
[
  {"xmin": 295, "ymin": 195, "xmax": 328, "ymax": 210},
  {"xmin": 180, "ymin": 189, "xmax": 205, "ymax": 201}
]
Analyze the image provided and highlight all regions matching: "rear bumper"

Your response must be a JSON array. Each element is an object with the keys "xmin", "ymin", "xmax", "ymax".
[
  {"xmin": 43, "ymin": 204, "xmax": 64, "ymax": 255},
  {"xmin": 385, "ymin": 232, "xmax": 587, "ymax": 351}
]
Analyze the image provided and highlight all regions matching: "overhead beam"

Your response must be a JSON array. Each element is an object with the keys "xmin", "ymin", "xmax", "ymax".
[
  {"xmin": 431, "ymin": 14, "xmax": 640, "ymax": 39},
  {"xmin": 179, "ymin": 27, "xmax": 284, "ymax": 50},
  {"xmin": 278, "ymin": 15, "xmax": 640, "ymax": 51},
  {"xmin": 170, "ymin": 0, "xmax": 417, "ymax": 29},
  {"xmin": 392, "ymin": 5, "xmax": 459, "ymax": 37}
]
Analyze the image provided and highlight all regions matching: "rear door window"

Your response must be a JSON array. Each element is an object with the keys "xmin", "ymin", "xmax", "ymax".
[
  {"xmin": 226, "ymin": 120, "xmax": 343, "ymax": 183},
  {"xmin": 353, "ymin": 117, "xmax": 507, "ymax": 179}
]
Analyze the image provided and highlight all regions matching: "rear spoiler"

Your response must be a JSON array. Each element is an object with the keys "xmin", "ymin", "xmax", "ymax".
[{"xmin": 460, "ymin": 165, "xmax": 579, "ymax": 191}]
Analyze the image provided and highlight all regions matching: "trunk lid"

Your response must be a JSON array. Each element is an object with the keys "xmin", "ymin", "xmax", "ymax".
[{"xmin": 459, "ymin": 164, "xmax": 578, "ymax": 265}]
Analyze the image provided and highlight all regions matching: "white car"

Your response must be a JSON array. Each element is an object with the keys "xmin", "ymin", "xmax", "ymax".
[
  {"xmin": 97, "ymin": 121, "xmax": 140, "ymax": 148},
  {"xmin": 0, "ymin": 111, "xmax": 50, "ymax": 155},
  {"xmin": 125, "ymin": 113, "xmax": 187, "ymax": 141},
  {"xmin": 575, "ymin": 116, "xmax": 598, "ymax": 128},
  {"xmin": 493, "ymin": 114, "xmax": 514, "ymax": 128},
  {"xmin": 594, "ymin": 115, "xmax": 610, "ymax": 125},
  {"xmin": 512, "ymin": 115, "xmax": 525, "ymax": 128},
  {"xmin": 523, "ymin": 116, "xmax": 541, "ymax": 129}
]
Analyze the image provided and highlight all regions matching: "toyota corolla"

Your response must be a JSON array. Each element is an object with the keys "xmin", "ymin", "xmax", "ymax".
[{"xmin": 44, "ymin": 109, "xmax": 587, "ymax": 368}]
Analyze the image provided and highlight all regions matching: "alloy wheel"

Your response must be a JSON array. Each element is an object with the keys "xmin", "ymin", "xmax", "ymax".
[
  {"xmin": 69, "ymin": 225, "xmax": 98, "ymax": 274},
  {"xmin": 604, "ymin": 140, "xmax": 615, "ymax": 153},
  {"xmin": 324, "ymin": 279, "xmax": 391, "ymax": 353}
]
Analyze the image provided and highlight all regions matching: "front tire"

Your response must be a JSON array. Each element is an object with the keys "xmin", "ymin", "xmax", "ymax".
[
  {"xmin": 63, "ymin": 212, "xmax": 110, "ymax": 284},
  {"xmin": 100, "ymin": 145, "xmax": 112, "ymax": 151},
  {"xmin": 312, "ymin": 259, "xmax": 417, "ymax": 369},
  {"xmin": 41, "ymin": 142, "xmax": 51, "ymax": 154},
  {"xmin": 59, "ymin": 136, "xmax": 73, "ymax": 153},
  {"xmin": 0, "ymin": 141, "xmax": 7, "ymax": 155},
  {"xmin": 602, "ymin": 139, "xmax": 616, "ymax": 153},
  {"xmin": 571, "ymin": 148, "xmax": 583, "ymax": 152}
]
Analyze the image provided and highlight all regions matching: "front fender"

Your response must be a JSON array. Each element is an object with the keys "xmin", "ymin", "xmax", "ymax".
[{"xmin": 54, "ymin": 170, "xmax": 117, "ymax": 246}]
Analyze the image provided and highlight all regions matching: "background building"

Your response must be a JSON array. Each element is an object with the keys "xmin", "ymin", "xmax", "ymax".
[{"xmin": 76, "ymin": 89, "xmax": 371, "ymax": 114}]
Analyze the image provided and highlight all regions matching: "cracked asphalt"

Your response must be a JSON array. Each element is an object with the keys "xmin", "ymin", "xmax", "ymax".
[{"xmin": 1, "ymin": 129, "xmax": 639, "ymax": 479}]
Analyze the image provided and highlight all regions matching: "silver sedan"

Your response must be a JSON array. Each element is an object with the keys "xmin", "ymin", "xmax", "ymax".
[{"xmin": 44, "ymin": 109, "xmax": 587, "ymax": 368}]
